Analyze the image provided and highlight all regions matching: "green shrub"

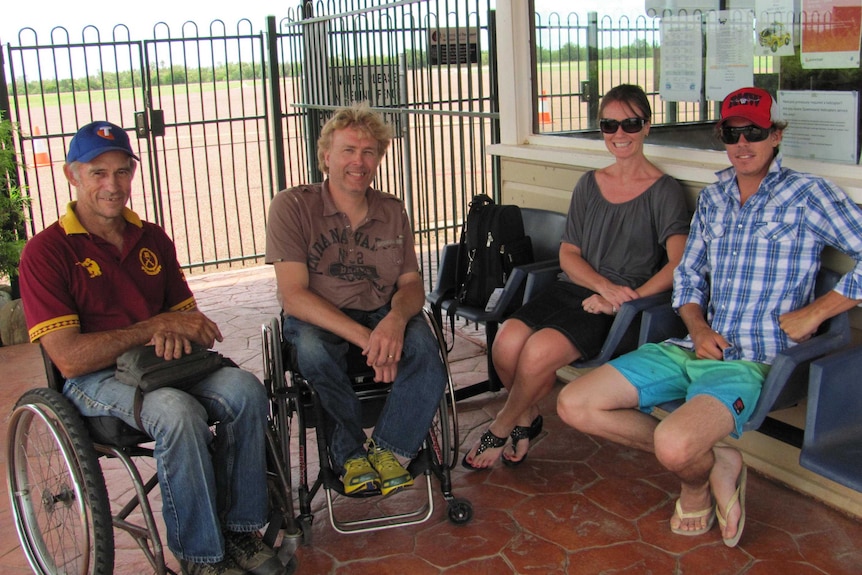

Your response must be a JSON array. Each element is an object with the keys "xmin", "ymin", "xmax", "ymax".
[{"xmin": 0, "ymin": 114, "xmax": 30, "ymax": 283}]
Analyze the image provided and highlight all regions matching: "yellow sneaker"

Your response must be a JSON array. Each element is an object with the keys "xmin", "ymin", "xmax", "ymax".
[
  {"xmin": 342, "ymin": 456, "xmax": 380, "ymax": 495},
  {"xmin": 366, "ymin": 441, "xmax": 414, "ymax": 496}
]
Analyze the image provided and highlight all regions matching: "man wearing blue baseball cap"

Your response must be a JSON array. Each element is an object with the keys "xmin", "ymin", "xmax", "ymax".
[{"xmin": 19, "ymin": 121, "xmax": 285, "ymax": 575}]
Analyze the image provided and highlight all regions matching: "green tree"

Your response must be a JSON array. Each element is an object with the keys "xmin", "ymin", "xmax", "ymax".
[{"xmin": 0, "ymin": 114, "xmax": 30, "ymax": 286}]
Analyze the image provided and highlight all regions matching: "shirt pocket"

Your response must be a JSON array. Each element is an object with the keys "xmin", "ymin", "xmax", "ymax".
[
  {"xmin": 371, "ymin": 236, "xmax": 405, "ymax": 282},
  {"xmin": 752, "ymin": 221, "xmax": 798, "ymax": 242},
  {"xmin": 703, "ymin": 221, "xmax": 725, "ymax": 242}
]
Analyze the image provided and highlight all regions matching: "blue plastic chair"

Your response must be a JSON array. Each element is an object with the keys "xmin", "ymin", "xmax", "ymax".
[
  {"xmin": 426, "ymin": 207, "xmax": 567, "ymax": 399},
  {"xmin": 800, "ymin": 346, "xmax": 862, "ymax": 492}
]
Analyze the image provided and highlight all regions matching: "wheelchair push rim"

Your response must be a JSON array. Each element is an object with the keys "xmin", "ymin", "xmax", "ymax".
[{"xmin": 7, "ymin": 388, "xmax": 114, "ymax": 575}]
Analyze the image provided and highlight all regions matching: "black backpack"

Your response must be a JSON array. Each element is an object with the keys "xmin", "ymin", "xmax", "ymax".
[{"xmin": 455, "ymin": 194, "xmax": 534, "ymax": 311}]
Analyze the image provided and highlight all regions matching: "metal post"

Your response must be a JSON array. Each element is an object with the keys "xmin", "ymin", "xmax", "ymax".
[
  {"xmin": 301, "ymin": 1, "xmax": 323, "ymax": 182},
  {"xmin": 488, "ymin": 10, "xmax": 501, "ymax": 202},
  {"xmin": 398, "ymin": 56, "xmax": 413, "ymax": 220},
  {"xmin": 585, "ymin": 12, "xmax": 600, "ymax": 128},
  {"xmin": 266, "ymin": 16, "xmax": 287, "ymax": 194}
]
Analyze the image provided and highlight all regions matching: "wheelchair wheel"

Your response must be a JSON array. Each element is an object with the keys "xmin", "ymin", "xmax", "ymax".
[
  {"xmin": 7, "ymin": 388, "xmax": 114, "ymax": 575},
  {"xmin": 429, "ymin": 393, "xmax": 457, "ymax": 470},
  {"xmin": 423, "ymin": 309, "xmax": 459, "ymax": 469}
]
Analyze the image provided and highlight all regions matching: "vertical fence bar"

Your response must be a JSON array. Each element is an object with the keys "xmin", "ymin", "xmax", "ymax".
[
  {"xmin": 585, "ymin": 11, "xmax": 599, "ymax": 129},
  {"xmin": 398, "ymin": 55, "xmax": 413, "ymax": 220},
  {"xmin": 266, "ymin": 16, "xmax": 287, "ymax": 194}
]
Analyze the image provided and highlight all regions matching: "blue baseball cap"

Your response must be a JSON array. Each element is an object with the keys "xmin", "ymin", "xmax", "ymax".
[{"xmin": 66, "ymin": 121, "xmax": 140, "ymax": 164}]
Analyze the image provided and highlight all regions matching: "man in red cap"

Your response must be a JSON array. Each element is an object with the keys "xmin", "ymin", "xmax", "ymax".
[
  {"xmin": 19, "ymin": 121, "xmax": 286, "ymax": 575},
  {"xmin": 557, "ymin": 87, "xmax": 862, "ymax": 548}
]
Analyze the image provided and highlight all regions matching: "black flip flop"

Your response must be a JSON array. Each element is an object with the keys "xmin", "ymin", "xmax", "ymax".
[
  {"xmin": 502, "ymin": 415, "xmax": 543, "ymax": 467},
  {"xmin": 461, "ymin": 429, "xmax": 507, "ymax": 471}
]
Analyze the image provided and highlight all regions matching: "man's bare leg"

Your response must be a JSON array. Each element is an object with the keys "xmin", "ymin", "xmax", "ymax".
[
  {"xmin": 557, "ymin": 363, "xmax": 659, "ymax": 452},
  {"xmin": 711, "ymin": 445, "xmax": 745, "ymax": 542},
  {"xmin": 653, "ymin": 395, "xmax": 736, "ymax": 534},
  {"xmin": 559, "ymin": 369, "xmax": 737, "ymax": 535}
]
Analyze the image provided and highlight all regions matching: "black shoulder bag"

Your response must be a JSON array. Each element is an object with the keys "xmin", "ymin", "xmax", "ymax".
[{"xmin": 115, "ymin": 344, "xmax": 229, "ymax": 430}]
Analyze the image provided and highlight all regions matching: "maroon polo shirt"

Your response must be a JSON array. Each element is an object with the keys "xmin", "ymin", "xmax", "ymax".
[{"xmin": 20, "ymin": 202, "xmax": 195, "ymax": 342}]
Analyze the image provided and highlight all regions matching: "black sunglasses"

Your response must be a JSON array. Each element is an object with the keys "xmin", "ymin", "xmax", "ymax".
[
  {"xmin": 599, "ymin": 117, "xmax": 646, "ymax": 134},
  {"xmin": 719, "ymin": 125, "xmax": 771, "ymax": 144}
]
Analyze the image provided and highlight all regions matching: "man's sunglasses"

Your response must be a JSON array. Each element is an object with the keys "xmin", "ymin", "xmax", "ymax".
[
  {"xmin": 599, "ymin": 117, "xmax": 646, "ymax": 134},
  {"xmin": 719, "ymin": 125, "xmax": 771, "ymax": 145}
]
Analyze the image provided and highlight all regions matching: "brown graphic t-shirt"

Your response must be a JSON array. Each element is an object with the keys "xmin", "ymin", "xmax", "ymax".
[{"xmin": 265, "ymin": 182, "xmax": 419, "ymax": 311}]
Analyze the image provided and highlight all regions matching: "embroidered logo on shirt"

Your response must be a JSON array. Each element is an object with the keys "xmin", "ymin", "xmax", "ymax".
[
  {"xmin": 139, "ymin": 248, "xmax": 162, "ymax": 276},
  {"xmin": 76, "ymin": 258, "xmax": 102, "ymax": 278},
  {"xmin": 732, "ymin": 397, "xmax": 745, "ymax": 415}
]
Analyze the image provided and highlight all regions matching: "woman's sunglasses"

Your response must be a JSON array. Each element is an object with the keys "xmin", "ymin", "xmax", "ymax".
[
  {"xmin": 599, "ymin": 117, "xmax": 646, "ymax": 134},
  {"xmin": 719, "ymin": 125, "xmax": 771, "ymax": 145}
]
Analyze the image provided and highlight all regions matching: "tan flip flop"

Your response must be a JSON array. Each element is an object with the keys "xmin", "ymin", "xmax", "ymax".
[
  {"xmin": 670, "ymin": 498, "xmax": 716, "ymax": 536},
  {"xmin": 716, "ymin": 465, "xmax": 748, "ymax": 547}
]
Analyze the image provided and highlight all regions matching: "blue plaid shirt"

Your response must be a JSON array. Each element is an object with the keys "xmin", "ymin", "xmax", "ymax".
[{"xmin": 671, "ymin": 154, "xmax": 862, "ymax": 364}]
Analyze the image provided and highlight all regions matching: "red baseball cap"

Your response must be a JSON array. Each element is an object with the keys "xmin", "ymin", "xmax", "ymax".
[{"xmin": 719, "ymin": 87, "xmax": 777, "ymax": 128}]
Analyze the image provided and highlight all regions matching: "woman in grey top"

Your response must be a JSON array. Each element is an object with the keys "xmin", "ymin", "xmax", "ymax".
[{"xmin": 463, "ymin": 84, "xmax": 691, "ymax": 470}]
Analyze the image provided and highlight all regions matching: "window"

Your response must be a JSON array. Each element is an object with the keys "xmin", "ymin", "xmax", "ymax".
[{"xmin": 532, "ymin": 3, "xmax": 861, "ymax": 164}]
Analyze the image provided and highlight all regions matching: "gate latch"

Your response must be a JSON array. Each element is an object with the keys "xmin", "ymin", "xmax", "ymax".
[{"xmin": 134, "ymin": 110, "xmax": 166, "ymax": 137}]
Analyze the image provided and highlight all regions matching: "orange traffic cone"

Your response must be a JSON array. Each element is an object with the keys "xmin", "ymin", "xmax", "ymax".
[
  {"xmin": 539, "ymin": 91, "xmax": 552, "ymax": 125},
  {"xmin": 33, "ymin": 125, "xmax": 51, "ymax": 167}
]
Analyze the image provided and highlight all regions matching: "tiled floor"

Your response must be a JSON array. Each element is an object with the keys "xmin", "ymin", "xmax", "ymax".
[{"xmin": 2, "ymin": 266, "xmax": 862, "ymax": 575}]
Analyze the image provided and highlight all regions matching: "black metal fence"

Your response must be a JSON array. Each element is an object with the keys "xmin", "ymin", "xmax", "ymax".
[
  {"xmin": 1, "ymin": 0, "xmax": 500, "ymax": 289},
  {"xmin": 6, "ymin": 6, "xmax": 784, "ymax": 282}
]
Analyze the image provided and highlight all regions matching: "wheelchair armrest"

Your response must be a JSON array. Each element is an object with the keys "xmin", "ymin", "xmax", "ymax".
[
  {"xmin": 40, "ymin": 344, "xmax": 65, "ymax": 392},
  {"xmin": 426, "ymin": 243, "xmax": 463, "ymax": 308},
  {"xmin": 638, "ymin": 302, "xmax": 687, "ymax": 345}
]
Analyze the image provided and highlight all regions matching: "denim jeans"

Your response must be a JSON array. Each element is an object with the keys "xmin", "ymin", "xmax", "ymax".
[
  {"xmin": 283, "ymin": 306, "xmax": 447, "ymax": 470},
  {"xmin": 63, "ymin": 366, "xmax": 269, "ymax": 563}
]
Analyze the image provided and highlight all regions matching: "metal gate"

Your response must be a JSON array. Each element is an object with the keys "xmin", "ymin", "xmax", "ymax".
[
  {"xmin": 273, "ymin": 0, "xmax": 500, "ymax": 285},
  {"xmin": 1, "ymin": 0, "xmax": 500, "ymax": 283}
]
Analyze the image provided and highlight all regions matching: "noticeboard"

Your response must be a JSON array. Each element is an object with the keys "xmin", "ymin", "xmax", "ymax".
[
  {"xmin": 328, "ymin": 65, "xmax": 402, "ymax": 134},
  {"xmin": 428, "ymin": 28, "xmax": 479, "ymax": 65}
]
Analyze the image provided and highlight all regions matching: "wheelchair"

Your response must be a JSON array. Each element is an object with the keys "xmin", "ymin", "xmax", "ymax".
[
  {"xmin": 6, "ymin": 347, "xmax": 301, "ymax": 575},
  {"xmin": 260, "ymin": 308, "xmax": 473, "ymax": 543}
]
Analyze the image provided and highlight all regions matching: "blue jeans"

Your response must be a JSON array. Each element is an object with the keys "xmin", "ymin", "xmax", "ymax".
[
  {"xmin": 283, "ymin": 307, "xmax": 447, "ymax": 470},
  {"xmin": 63, "ymin": 366, "xmax": 269, "ymax": 563}
]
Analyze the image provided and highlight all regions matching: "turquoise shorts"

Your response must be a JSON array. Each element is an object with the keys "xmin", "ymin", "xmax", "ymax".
[{"xmin": 609, "ymin": 343, "xmax": 770, "ymax": 437}]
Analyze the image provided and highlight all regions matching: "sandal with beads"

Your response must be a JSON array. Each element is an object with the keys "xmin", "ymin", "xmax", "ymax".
[
  {"xmin": 503, "ymin": 415, "xmax": 543, "ymax": 467},
  {"xmin": 461, "ymin": 429, "xmax": 507, "ymax": 471}
]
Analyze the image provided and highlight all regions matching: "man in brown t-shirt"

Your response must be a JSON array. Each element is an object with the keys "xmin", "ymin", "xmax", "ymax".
[{"xmin": 265, "ymin": 102, "xmax": 447, "ymax": 497}]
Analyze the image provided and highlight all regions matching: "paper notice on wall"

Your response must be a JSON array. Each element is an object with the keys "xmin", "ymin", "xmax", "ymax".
[
  {"xmin": 755, "ymin": 0, "xmax": 796, "ymax": 56},
  {"xmin": 706, "ymin": 10, "xmax": 755, "ymax": 101},
  {"xmin": 660, "ymin": 15, "xmax": 704, "ymax": 102},
  {"xmin": 778, "ymin": 90, "xmax": 859, "ymax": 164},
  {"xmin": 801, "ymin": 0, "xmax": 862, "ymax": 69}
]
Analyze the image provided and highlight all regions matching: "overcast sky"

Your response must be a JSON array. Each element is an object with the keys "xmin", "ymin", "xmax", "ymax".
[{"xmin": 2, "ymin": 1, "xmax": 649, "ymax": 46}]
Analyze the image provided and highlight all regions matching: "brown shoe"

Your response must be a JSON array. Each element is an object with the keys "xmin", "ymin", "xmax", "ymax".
[
  {"xmin": 179, "ymin": 556, "xmax": 245, "ymax": 575},
  {"xmin": 223, "ymin": 530, "xmax": 284, "ymax": 575}
]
